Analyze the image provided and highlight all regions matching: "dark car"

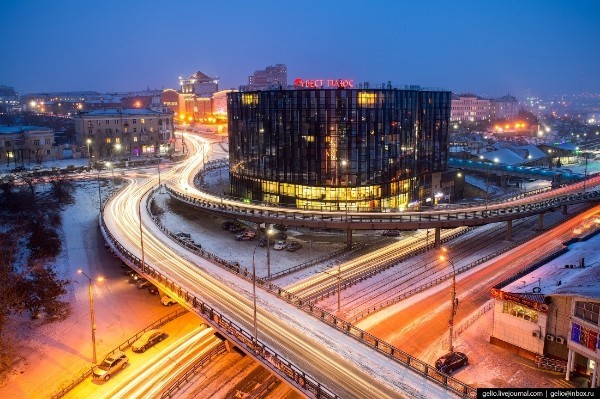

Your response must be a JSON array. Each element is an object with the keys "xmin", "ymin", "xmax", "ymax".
[
  {"xmin": 285, "ymin": 242, "xmax": 302, "ymax": 252},
  {"xmin": 147, "ymin": 285, "xmax": 160, "ymax": 295},
  {"xmin": 435, "ymin": 351, "xmax": 468, "ymax": 374},
  {"xmin": 228, "ymin": 224, "xmax": 245, "ymax": 233},
  {"xmin": 131, "ymin": 329, "xmax": 166, "ymax": 353},
  {"xmin": 272, "ymin": 224, "xmax": 288, "ymax": 231},
  {"xmin": 270, "ymin": 231, "xmax": 288, "ymax": 240},
  {"xmin": 222, "ymin": 220, "xmax": 238, "ymax": 230},
  {"xmin": 382, "ymin": 230, "xmax": 401, "ymax": 237}
]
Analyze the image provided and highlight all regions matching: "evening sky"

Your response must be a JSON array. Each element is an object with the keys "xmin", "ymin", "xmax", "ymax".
[{"xmin": 1, "ymin": 0, "xmax": 599, "ymax": 97}]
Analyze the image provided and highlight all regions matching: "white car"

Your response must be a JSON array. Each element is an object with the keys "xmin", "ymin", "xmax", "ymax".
[
  {"xmin": 161, "ymin": 295, "xmax": 177, "ymax": 306},
  {"xmin": 273, "ymin": 240, "xmax": 287, "ymax": 250},
  {"xmin": 92, "ymin": 350, "xmax": 128, "ymax": 380}
]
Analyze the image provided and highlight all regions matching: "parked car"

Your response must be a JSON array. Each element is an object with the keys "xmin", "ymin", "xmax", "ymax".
[
  {"xmin": 131, "ymin": 329, "xmax": 166, "ymax": 353},
  {"xmin": 129, "ymin": 273, "xmax": 140, "ymax": 282},
  {"xmin": 92, "ymin": 350, "xmax": 128, "ymax": 380},
  {"xmin": 271, "ymin": 231, "xmax": 288, "ymax": 240},
  {"xmin": 175, "ymin": 232, "xmax": 192, "ymax": 239},
  {"xmin": 228, "ymin": 224, "xmax": 245, "ymax": 233},
  {"xmin": 435, "ymin": 351, "xmax": 468, "ymax": 374},
  {"xmin": 382, "ymin": 230, "xmax": 401, "ymax": 237},
  {"xmin": 273, "ymin": 240, "xmax": 287, "ymax": 250},
  {"xmin": 272, "ymin": 224, "xmax": 288, "ymax": 231},
  {"xmin": 161, "ymin": 295, "xmax": 177, "ymax": 306},
  {"xmin": 236, "ymin": 230, "xmax": 257, "ymax": 241},
  {"xmin": 222, "ymin": 220, "xmax": 237, "ymax": 230},
  {"xmin": 122, "ymin": 267, "xmax": 133, "ymax": 276},
  {"xmin": 147, "ymin": 285, "xmax": 160, "ymax": 295},
  {"xmin": 285, "ymin": 242, "xmax": 302, "ymax": 252},
  {"xmin": 136, "ymin": 278, "xmax": 151, "ymax": 289}
]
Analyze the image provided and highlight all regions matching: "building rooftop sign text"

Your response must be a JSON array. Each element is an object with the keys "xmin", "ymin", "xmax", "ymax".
[{"xmin": 293, "ymin": 78, "xmax": 354, "ymax": 89}]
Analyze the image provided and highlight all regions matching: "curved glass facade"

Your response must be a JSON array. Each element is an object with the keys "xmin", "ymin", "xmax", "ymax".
[{"xmin": 227, "ymin": 88, "xmax": 450, "ymax": 211}]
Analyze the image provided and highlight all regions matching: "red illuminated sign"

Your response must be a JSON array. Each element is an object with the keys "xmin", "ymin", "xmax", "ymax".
[{"xmin": 293, "ymin": 78, "xmax": 354, "ymax": 89}]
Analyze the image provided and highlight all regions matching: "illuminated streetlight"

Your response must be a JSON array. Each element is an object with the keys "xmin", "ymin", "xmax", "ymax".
[
  {"xmin": 266, "ymin": 228, "xmax": 273, "ymax": 278},
  {"xmin": 77, "ymin": 269, "xmax": 104, "ymax": 364},
  {"xmin": 439, "ymin": 248, "xmax": 458, "ymax": 353},
  {"xmin": 105, "ymin": 161, "xmax": 115, "ymax": 186},
  {"xmin": 114, "ymin": 143, "xmax": 122, "ymax": 161},
  {"xmin": 86, "ymin": 139, "xmax": 92, "ymax": 165}
]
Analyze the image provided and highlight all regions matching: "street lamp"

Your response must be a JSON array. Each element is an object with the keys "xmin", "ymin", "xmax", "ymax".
[
  {"xmin": 439, "ymin": 248, "xmax": 458, "ymax": 352},
  {"xmin": 96, "ymin": 167, "xmax": 102, "ymax": 212},
  {"xmin": 321, "ymin": 264, "xmax": 342, "ymax": 312},
  {"xmin": 106, "ymin": 161, "xmax": 115, "ymax": 186},
  {"xmin": 86, "ymin": 138, "xmax": 92, "ymax": 165},
  {"xmin": 251, "ymin": 245, "xmax": 260, "ymax": 349},
  {"xmin": 266, "ymin": 228, "xmax": 273, "ymax": 278},
  {"xmin": 77, "ymin": 269, "xmax": 104, "ymax": 364},
  {"xmin": 114, "ymin": 143, "xmax": 122, "ymax": 161},
  {"xmin": 157, "ymin": 157, "xmax": 162, "ymax": 193}
]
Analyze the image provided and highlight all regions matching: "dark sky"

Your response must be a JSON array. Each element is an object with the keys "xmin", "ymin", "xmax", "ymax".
[{"xmin": 1, "ymin": 0, "xmax": 599, "ymax": 98}]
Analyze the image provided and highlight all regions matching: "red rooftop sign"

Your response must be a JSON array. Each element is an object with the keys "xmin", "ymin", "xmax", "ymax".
[{"xmin": 293, "ymin": 78, "xmax": 354, "ymax": 89}]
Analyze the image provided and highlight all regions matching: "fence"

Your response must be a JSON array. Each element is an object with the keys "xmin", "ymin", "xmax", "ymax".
[{"xmin": 49, "ymin": 308, "xmax": 187, "ymax": 399}]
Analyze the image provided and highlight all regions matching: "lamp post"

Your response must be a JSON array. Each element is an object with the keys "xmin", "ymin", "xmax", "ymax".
[
  {"xmin": 321, "ymin": 264, "xmax": 342, "ymax": 312},
  {"xmin": 77, "ymin": 269, "xmax": 104, "ymax": 364},
  {"xmin": 105, "ymin": 161, "xmax": 114, "ymax": 186},
  {"xmin": 157, "ymin": 157, "xmax": 162, "ymax": 193},
  {"xmin": 138, "ymin": 199, "xmax": 146, "ymax": 273},
  {"xmin": 266, "ymin": 228, "xmax": 273, "ymax": 279},
  {"xmin": 114, "ymin": 143, "xmax": 121, "ymax": 161},
  {"xmin": 96, "ymin": 168, "xmax": 102, "ymax": 212},
  {"xmin": 86, "ymin": 138, "xmax": 92, "ymax": 165},
  {"xmin": 251, "ymin": 245, "xmax": 260, "ymax": 349},
  {"xmin": 583, "ymin": 152, "xmax": 589, "ymax": 193},
  {"xmin": 439, "ymin": 248, "xmax": 458, "ymax": 353}
]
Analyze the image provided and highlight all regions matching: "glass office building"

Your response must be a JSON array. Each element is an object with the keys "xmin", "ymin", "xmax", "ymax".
[{"xmin": 227, "ymin": 86, "xmax": 450, "ymax": 211}]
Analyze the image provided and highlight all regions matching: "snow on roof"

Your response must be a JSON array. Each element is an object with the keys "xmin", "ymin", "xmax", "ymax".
[
  {"xmin": 82, "ymin": 108, "xmax": 168, "ymax": 116},
  {"xmin": 502, "ymin": 233, "xmax": 600, "ymax": 300},
  {"xmin": 479, "ymin": 148, "xmax": 525, "ymax": 165},
  {"xmin": 0, "ymin": 125, "xmax": 52, "ymax": 134},
  {"xmin": 514, "ymin": 145, "xmax": 548, "ymax": 161},
  {"xmin": 547, "ymin": 142, "xmax": 578, "ymax": 151}
]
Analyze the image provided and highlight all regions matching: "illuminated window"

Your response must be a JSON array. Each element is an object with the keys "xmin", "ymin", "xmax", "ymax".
[
  {"xmin": 141, "ymin": 119, "xmax": 145, "ymax": 124},
  {"xmin": 115, "ymin": 138, "xmax": 120, "ymax": 144},
  {"xmin": 358, "ymin": 92, "xmax": 377, "ymax": 107},
  {"xmin": 242, "ymin": 94, "xmax": 258, "ymax": 106},
  {"xmin": 502, "ymin": 301, "xmax": 538, "ymax": 323},
  {"xmin": 106, "ymin": 138, "xmax": 112, "ymax": 144},
  {"xmin": 133, "ymin": 137, "xmax": 138, "ymax": 142}
]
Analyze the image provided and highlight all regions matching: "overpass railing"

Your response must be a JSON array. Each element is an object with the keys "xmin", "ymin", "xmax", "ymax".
[{"xmin": 129, "ymin": 188, "xmax": 477, "ymax": 398}]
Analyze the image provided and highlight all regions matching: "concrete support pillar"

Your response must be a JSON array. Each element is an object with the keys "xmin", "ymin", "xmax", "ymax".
[
  {"xmin": 506, "ymin": 220, "xmax": 513, "ymax": 241},
  {"xmin": 562, "ymin": 204, "xmax": 568, "ymax": 215},
  {"xmin": 224, "ymin": 340, "xmax": 233, "ymax": 353},
  {"xmin": 501, "ymin": 175, "xmax": 507, "ymax": 188},
  {"xmin": 434, "ymin": 227, "xmax": 441, "ymax": 249},
  {"xmin": 565, "ymin": 349, "xmax": 573, "ymax": 381},
  {"xmin": 536, "ymin": 213, "xmax": 544, "ymax": 231},
  {"xmin": 346, "ymin": 228, "xmax": 352, "ymax": 249}
]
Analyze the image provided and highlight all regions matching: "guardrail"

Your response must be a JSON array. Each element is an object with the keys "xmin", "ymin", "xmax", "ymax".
[
  {"xmin": 49, "ymin": 308, "xmax": 187, "ymax": 399},
  {"xmin": 305, "ymin": 227, "xmax": 473, "ymax": 303},
  {"xmin": 160, "ymin": 342, "xmax": 227, "ymax": 398},
  {"xmin": 166, "ymin": 181, "xmax": 600, "ymax": 229},
  {"xmin": 103, "ymin": 188, "xmax": 477, "ymax": 398}
]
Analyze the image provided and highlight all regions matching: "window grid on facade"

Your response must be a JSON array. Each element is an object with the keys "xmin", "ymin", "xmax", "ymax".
[
  {"xmin": 228, "ymin": 88, "xmax": 449, "ymax": 210},
  {"xmin": 575, "ymin": 301, "xmax": 599, "ymax": 325},
  {"xmin": 502, "ymin": 300, "xmax": 539, "ymax": 323}
]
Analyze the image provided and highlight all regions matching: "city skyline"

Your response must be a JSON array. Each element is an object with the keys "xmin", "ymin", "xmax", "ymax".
[{"xmin": 1, "ymin": 0, "xmax": 599, "ymax": 97}]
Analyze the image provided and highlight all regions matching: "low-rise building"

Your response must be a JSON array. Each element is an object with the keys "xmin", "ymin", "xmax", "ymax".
[
  {"xmin": 490, "ymin": 232, "xmax": 600, "ymax": 387},
  {"xmin": 0, "ymin": 125, "xmax": 56, "ymax": 164},
  {"xmin": 73, "ymin": 108, "xmax": 174, "ymax": 160}
]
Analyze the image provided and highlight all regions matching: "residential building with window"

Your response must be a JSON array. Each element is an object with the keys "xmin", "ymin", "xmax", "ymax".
[
  {"xmin": 73, "ymin": 108, "xmax": 174, "ymax": 160},
  {"xmin": 490, "ymin": 234, "xmax": 600, "ymax": 387},
  {"xmin": 451, "ymin": 93, "xmax": 491, "ymax": 124},
  {"xmin": 490, "ymin": 94, "xmax": 519, "ymax": 120},
  {"xmin": 245, "ymin": 64, "xmax": 287, "ymax": 91},
  {"xmin": 0, "ymin": 85, "xmax": 20, "ymax": 113},
  {"xmin": 227, "ymin": 85, "xmax": 450, "ymax": 211},
  {"xmin": 0, "ymin": 126, "xmax": 55, "ymax": 164}
]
